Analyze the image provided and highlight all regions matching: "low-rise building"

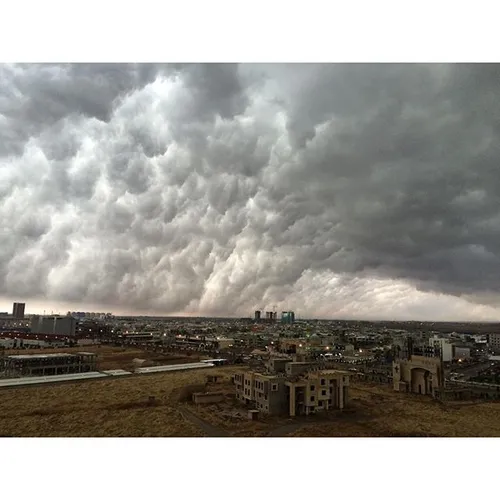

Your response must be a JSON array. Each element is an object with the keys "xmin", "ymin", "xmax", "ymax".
[
  {"xmin": 234, "ymin": 364, "xmax": 350, "ymax": 417},
  {"xmin": 2, "ymin": 352, "xmax": 97, "ymax": 377},
  {"xmin": 488, "ymin": 333, "xmax": 500, "ymax": 353},
  {"xmin": 216, "ymin": 338, "xmax": 234, "ymax": 350},
  {"xmin": 278, "ymin": 338, "xmax": 307, "ymax": 355},
  {"xmin": 235, "ymin": 371, "xmax": 289, "ymax": 415}
]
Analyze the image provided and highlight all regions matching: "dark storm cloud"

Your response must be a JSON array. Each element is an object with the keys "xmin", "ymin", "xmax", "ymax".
[
  {"xmin": 0, "ymin": 63, "xmax": 165, "ymax": 157},
  {"xmin": 2, "ymin": 63, "xmax": 500, "ymax": 319}
]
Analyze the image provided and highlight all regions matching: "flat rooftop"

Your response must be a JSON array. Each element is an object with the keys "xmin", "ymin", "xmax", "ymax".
[
  {"xmin": 312, "ymin": 369, "xmax": 351, "ymax": 376},
  {"xmin": 6, "ymin": 352, "xmax": 97, "ymax": 360},
  {"xmin": 7, "ymin": 353, "xmax": 75, "ymax": 360},
  {"xmin": 245, "ymin": 371, "xmax": 287, "ymax": 380}
]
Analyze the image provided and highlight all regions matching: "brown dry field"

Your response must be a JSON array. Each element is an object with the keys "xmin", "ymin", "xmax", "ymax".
[
  {"xmin": 4, "ymin": 345, "xmax": 200, "ymax": 371},
  {"xmin": 0, "ymin": 367, "xmax": 238, "ymax": 437},
  {"xmin": 289, "ymin": 383, "xmax": 500, "ymax": 437},
  {"xmin": 2, "ymin": 366, "xmax": 500, "ymax": 437},
  {"xmin": 166, "ymin": 376, "xmax": 500, "ymax": 437}
]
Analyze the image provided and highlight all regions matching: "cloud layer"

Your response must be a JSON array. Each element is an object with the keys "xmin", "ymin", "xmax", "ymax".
[{"xmin": 2, "ymin": 63, "xmax": 500, "ymax": 320}]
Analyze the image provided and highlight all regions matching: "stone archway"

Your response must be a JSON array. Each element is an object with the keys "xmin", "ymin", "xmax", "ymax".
[{"xmin": 410, "ymin": 367, "xmax": 432, "ymax": 395}]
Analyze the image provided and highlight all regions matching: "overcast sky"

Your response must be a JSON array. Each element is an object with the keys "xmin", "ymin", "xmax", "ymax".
[{"xmin": 1, "ymin": 63, "xmax": 500, "ymax": 320}]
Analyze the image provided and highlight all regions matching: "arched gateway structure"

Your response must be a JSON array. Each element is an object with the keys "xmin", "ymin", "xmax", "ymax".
[{"xmin": 392, "ymin": 339, "xmax": 444, "ymax": 398}]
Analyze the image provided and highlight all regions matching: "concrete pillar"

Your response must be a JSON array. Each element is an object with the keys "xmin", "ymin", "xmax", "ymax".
[
  {"xmin": 340, "ymin": 379, "xmax": 345, "ymax": 409},
  {"xmin": 289, "ymin": 385, "xmax": 296, "ymax": 417}
]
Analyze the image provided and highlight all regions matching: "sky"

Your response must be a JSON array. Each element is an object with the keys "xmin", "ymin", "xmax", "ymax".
[{"xmin": 1, "ymin": 63, "xmax": 500, "ymax": 321}]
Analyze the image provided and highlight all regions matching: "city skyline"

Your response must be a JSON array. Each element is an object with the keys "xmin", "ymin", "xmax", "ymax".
[{"xmin": 2, "ymin": 64, "xmax": 500, "ymax": 321}]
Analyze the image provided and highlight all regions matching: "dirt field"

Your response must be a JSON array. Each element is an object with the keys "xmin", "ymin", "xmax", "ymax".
[
  {"xmin": 0, "ymin": 367, "xmax": 236, "ymax": 437},
  {"xmin": 186, "ymin": 379, "xmax": 500, "ymax": 437},
  {"xmin": 3, "ymin": 345, "xmax": 200, "ymax": 371},
  {"xmin": 289, "ymin": 383, "xmax": 500, "ymax": 437},
  {"xmin": 184, "ymin": 375, "xmax": 293, "ymax": 437},
  {"xmin": 2, "ymin": 369, "xmax": 500, "ymax": 437}
]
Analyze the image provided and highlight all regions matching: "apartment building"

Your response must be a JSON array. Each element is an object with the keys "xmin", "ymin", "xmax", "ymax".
[
  {"xmin": 429, "ymin": 335, "xmax": 453, "ymax": 362},
  {"xmin": 234, "ymin": 366, "xmax": 350, "ymax": 417},
  {"xmin": 488, "ymin": 333, "xmax": 500, "ymax": 353},
  {"xmin": 12, "ymin": 302, "xmax": 25, "ymax": 319}
]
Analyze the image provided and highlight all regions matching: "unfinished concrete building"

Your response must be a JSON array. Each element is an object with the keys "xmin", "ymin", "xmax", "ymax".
[
  {"xmin": 2, "ymin": 352, "xmax": 98, "ymax": 378},
  {"xmin": 234, "ymin": 362, "xmax": 350, "ymax": 417},
  {"xmin": 392, "ymin": 339, "xmax": 444, "ymax": 397},
  {"xmin": 234, "ymin": 371, "xmax": 289, "ymax": 415},
  {"xmin": 265, "ymin": 357, "xmax": 293, "ymax": 374},
  {"xmin": 286, "ymin": 369, "xmax": 350, "ymax": 416}
]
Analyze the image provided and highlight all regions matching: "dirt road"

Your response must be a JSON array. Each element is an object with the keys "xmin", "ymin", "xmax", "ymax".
[{"xmin": 179, "ymin": 408, "xmax": 230, "ymax": 437}]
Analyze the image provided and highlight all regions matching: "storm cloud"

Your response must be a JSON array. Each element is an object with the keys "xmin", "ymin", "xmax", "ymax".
[{"xmin": 2, "ymin": 63, "xmax": 500, "ymax": 320}]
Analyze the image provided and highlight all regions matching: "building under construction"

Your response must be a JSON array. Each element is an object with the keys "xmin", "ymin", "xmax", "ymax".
[
  {"xmin": 1, "ymin": 352, "xmax": 98, "ymax": 378},
  {"xmin": 234, "ymin": 357, "xmax": 350, "ymax": 416}
]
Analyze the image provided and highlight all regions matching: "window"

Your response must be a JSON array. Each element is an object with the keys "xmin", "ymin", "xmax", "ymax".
[
  {"xmin": 265, "ymin": 394, "xmax": 268, "ymax": 401},
  {"xmin": 321, "ymin": 390, "xmax": 326, "ymax": 396},
  {"xmin": 310, "ymin": 396, "xmax": 315, "ymax": 402},
  {"xmin": 310, "ymin": 385, "xmax": 315, "ymax": 391},
  {"xmin": 318, "ymin": 400, "xmax": 323, "ymax": 407},
  {"xmin": 320, "ymin": 379, "xmax": 326, "ymax": 385},
  {"xmin": 272, "ymin": 384, "xmax": 278, "ymax": 391}
]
